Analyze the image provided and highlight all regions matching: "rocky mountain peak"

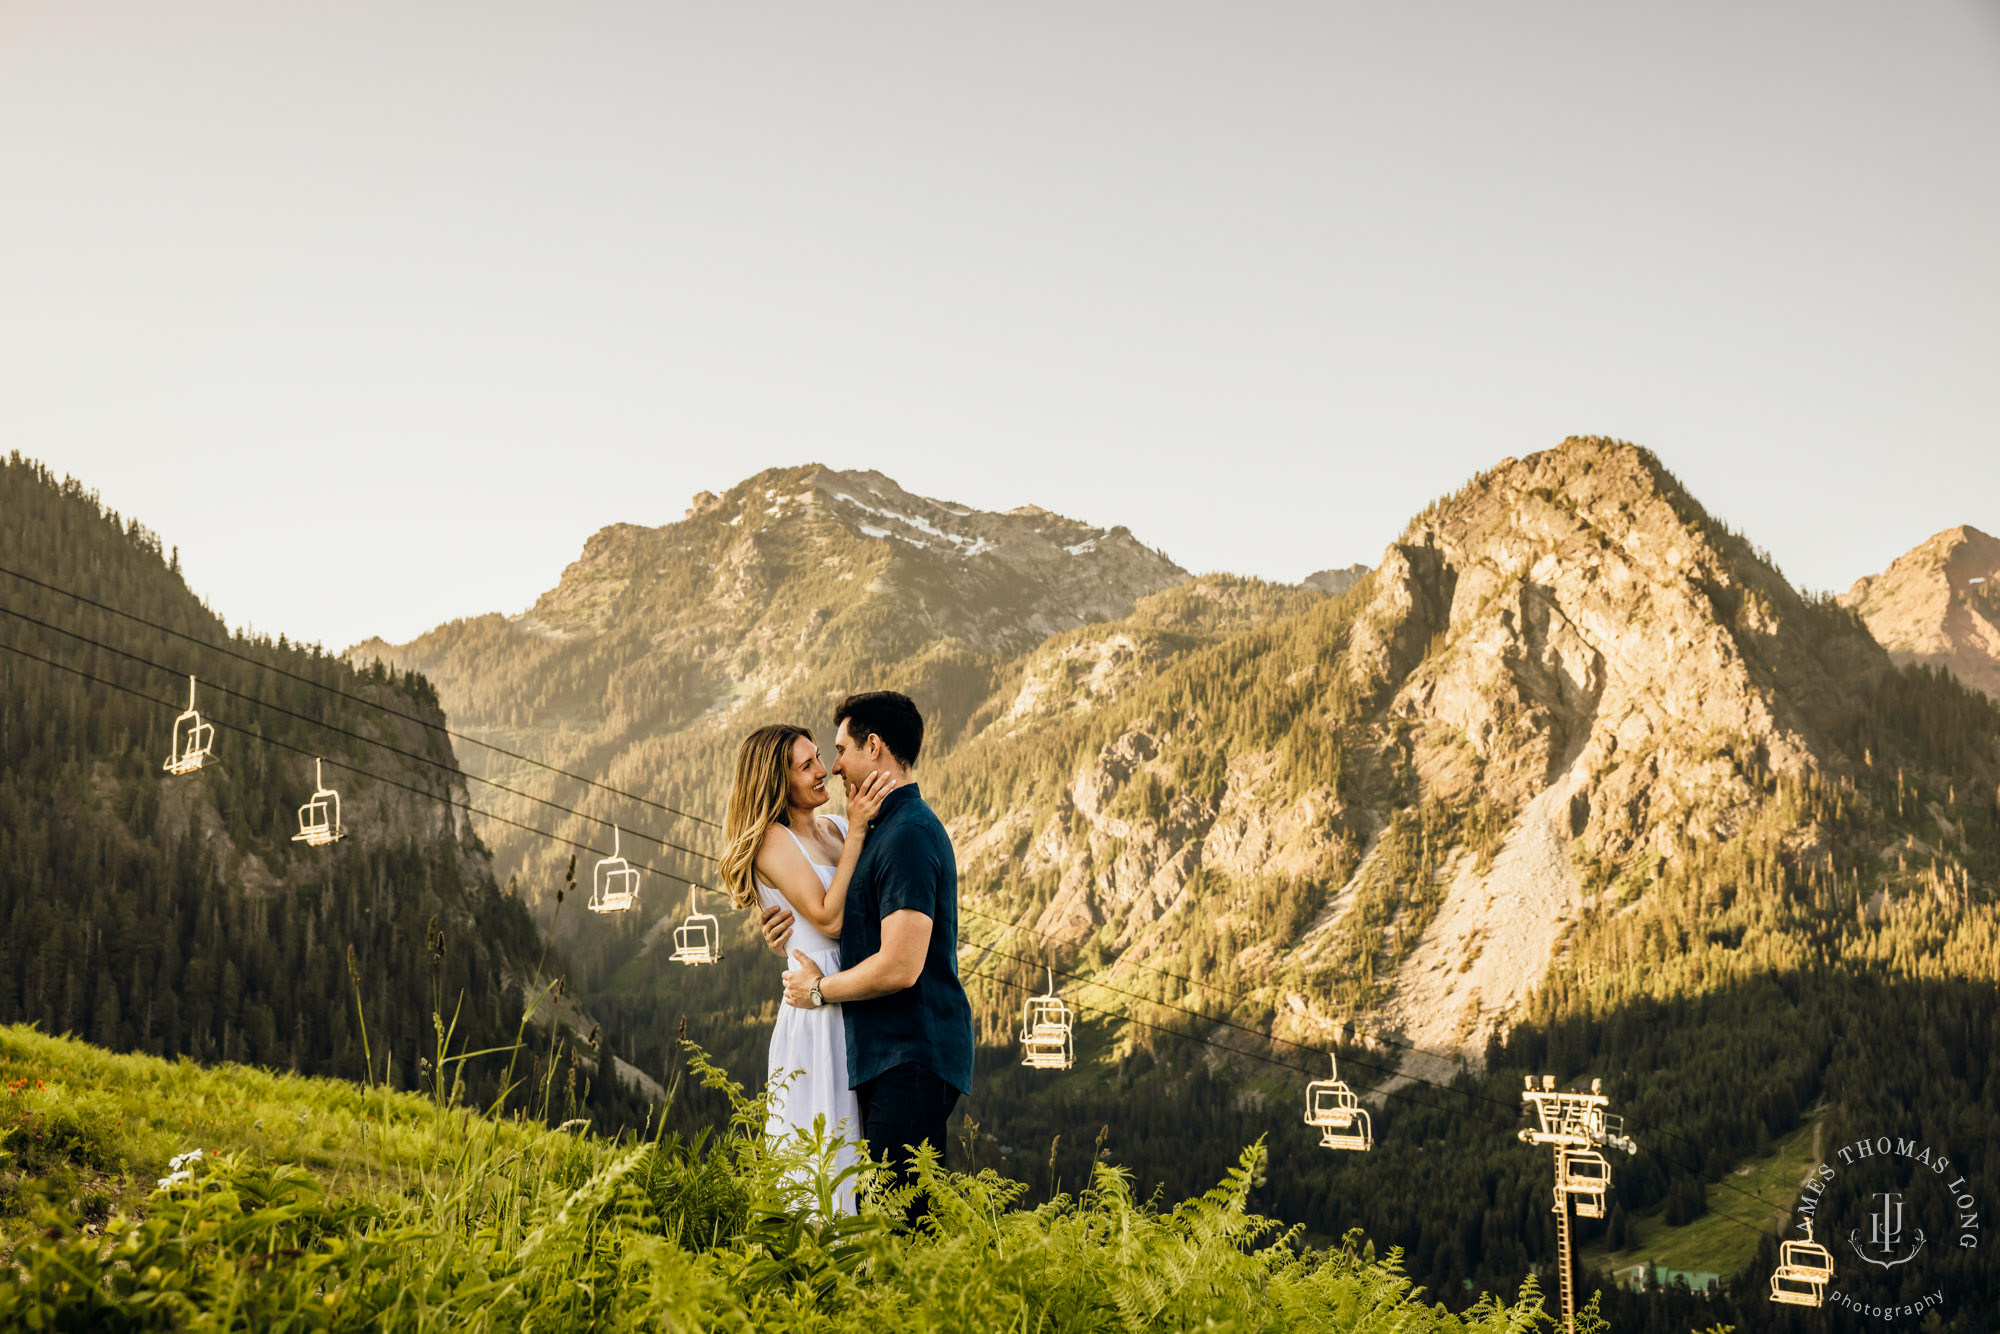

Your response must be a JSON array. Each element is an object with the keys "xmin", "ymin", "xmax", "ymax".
[
  {"xmin": 1368, "ymin": 436, "xmax": 1884, "ymax": 852},
  {"xmin": 1295, "ymin": 437, "xmax": 1892, "ymax": 1057},
  {"xmin": 938, "ymin": 436, "xmax": 1917, "ymax": 1066},
  {"xmin": 354, "ymin": 464, "xmax": 1192, "ymax": 930},
  {"xmin": 521, "ymin": 464, "xmax": 1186, "ymax": 659},
  {"xmin": 1840, "ymin": 524, "xmax": 2000, "ymax": 700}
]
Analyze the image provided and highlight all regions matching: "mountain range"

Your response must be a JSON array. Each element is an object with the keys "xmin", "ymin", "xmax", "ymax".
[
  {"xmin": 8, "ymin": 437, "xmax": 1997, "ymax": 1331},
  {"xmin": 357, "ymin": 440, "xmax": 1998, "ymax": 1067},
  {"xmin": 347, "ymin": 466, "xmax": 1191, "ymax": 945}
]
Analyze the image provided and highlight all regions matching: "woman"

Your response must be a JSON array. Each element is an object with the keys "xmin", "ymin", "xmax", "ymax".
[{"xmin": 719, "ymin": 723, "xmax": 893, "ymax": 1213}]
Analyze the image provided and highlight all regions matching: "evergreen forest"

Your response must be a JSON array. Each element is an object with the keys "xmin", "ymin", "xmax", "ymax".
[{"xmin": 0, "ymin": 452, "xmax": 648, "ymax": 1124}]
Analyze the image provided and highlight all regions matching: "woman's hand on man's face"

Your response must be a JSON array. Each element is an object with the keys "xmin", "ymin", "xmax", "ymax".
[{"xmin": 844, "ymin": 768, "xmax": 898, "ymax": 829}]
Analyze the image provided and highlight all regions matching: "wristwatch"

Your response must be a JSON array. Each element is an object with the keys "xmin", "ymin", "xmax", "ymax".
[{"xmin": 808, "ymin": 984, "xmax": 826, "ymax": 1009}]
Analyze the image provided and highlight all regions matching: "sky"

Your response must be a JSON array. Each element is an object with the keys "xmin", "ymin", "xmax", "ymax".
[{"xmin": 2, "ymin": 2, "xmax": 1996, "ymax": 650}]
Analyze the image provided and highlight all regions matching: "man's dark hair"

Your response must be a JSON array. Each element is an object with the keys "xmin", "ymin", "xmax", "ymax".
[{"xmin": 835, "ymin": 690, "xmax": 924, "ymax": 767}]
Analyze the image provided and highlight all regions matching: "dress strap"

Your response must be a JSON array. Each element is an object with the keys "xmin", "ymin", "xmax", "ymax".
[{"xmin": 779, "ymin": 819, "xmax": 835, "ymax": 870}]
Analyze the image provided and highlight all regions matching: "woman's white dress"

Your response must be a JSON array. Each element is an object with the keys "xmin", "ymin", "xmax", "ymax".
[{"xmin": 759, "ymin": 815, "xmax": 862, "ymax": 1213}]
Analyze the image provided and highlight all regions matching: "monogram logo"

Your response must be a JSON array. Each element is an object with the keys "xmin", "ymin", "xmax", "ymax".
[
  {"xmin": 1850, "ymin": 1190, "xmax": 1927, "ymax": 1269},
  {"xmin": 1817, "ymin": 1133, "xmax": 1982, "ymax": 1324}
]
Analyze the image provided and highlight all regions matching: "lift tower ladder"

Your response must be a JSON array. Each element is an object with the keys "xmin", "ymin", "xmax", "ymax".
[{"xmin": 1519, "ymin": 1076, "xmax": 1637, "ymax": 1333}]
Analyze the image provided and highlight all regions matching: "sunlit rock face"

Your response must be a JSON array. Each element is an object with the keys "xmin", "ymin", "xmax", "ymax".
[{"xmin": 1842, "ymin": 524, "xmax": 2000, "ymax": 701}]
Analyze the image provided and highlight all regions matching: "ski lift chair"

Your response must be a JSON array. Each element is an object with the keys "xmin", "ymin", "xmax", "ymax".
[
  {"xmin": 1558, "ymin": 1148, "xmax": 1612, "ymax": 1218},
  {"xmin": 1019, "ymin": 968, "xmax": 1075, "ymax": 1070},
  {"xmin": 1769, "ymin": 1223, "xmax": 1834, "ymax": 1308},
  {"xmin": 162, "ymin": 675, "xmax": 215, "ymax": 775},
  {"xmin": 1305, "ymin": 1054, "xmax": 1374, "ymax": 1151},
  {"xmin": 670, "ymin": 885, "xmax": 720, "ymax": 964},
  {"xmin": 589, "ymin": 827, "xmax": 641, "ymax": 915},
  {"xmin": 291, "ymin": 758, "xmax": 346, "ymax": 846}
]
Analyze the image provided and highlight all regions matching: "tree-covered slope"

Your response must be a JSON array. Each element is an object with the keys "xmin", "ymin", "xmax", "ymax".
[
  {"xmin": 926, "ymin": 437, "xmax": 2000, "ymax": 1063},
  {"xmin": 0, "ymin": 453, "xmax": 572, "ymax": 1106}
]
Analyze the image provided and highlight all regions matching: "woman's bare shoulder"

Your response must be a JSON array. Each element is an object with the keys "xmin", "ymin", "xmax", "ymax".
[{"xmin": 757, "ymin": 822, "xmax": 816, "ymax": 870}]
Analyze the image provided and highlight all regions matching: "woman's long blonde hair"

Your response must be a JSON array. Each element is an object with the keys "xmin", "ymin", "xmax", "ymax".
[{"xmin": 720, "ymin": 723, "xmax": 815, "ymax": 911}]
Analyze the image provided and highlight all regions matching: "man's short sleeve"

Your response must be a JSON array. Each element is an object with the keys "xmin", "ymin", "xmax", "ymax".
[{"xmin": 873, "ymin": 827, "xmax": 942, "ymax": 919}]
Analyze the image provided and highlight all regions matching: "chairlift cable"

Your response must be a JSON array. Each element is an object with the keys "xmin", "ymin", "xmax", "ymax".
[
  {"xmin": 961, "ymin": 964, "xmax": 1326, "ymax": 1079},
  {"xmin": 959, "ymin": 938, "xmax": 1526, "ymax": 1132},
  {"xmin": 0, "ymin": 621, "xmax": 1498, "ymax": 1135},
  {"xmin": 0, "ymin": 562, "xmax": 720, "ymax": 829},
  {"xmin": 958, "ymin": 909, "xmax": 1802, "ymax": 1228},
  {"xmin": 0, "ymin": 580, "xmax": 1802, "ymax": 1185},
  {"xmin": 0, "ymin": 593, "xmax": 1805, "ymax": 1239},
  {"xmin": 23, "ymin": 593, "xmax": 1563, "ymax": 1110},
  {"xmin": 976, "ymin": 957, "xmax": 1773, "ymax": 1208},
  {"xmin": 959, "ymin": 964, "xmax": 1530, "ymax": 1135},
  {"xmin": 959, "ymin": 900, "xmax": 1518, "ymax": 1092},
  {"xmin": 5, "ymin": 631, "xmax": 1791, "ymax": 1245},
  {"xmin": 6, "ymin": 629, "xmax": 1395, "ymax": 1101},
  {"xmin": 972, "ymin": 937, "xmax": 1443, "ymax": 1091},
  {"xmin": 0, "ymin": 636, "xmax": 713, "ymax": 893},
  {"xmin": 0, "ymin": 601, "xmax": 717, "ymax": 862},
  {"xmin": 970, "ymin": 935, "xmax": 1795, "ymax": 1236}
]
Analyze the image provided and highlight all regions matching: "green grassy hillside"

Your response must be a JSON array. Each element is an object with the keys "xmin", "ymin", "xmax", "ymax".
[{"xmin": 0, "ymin": 1025, "xmax": 1576, "ymax": 1332}]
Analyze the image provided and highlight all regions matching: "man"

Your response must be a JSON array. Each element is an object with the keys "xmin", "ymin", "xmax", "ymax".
[{"xmin": 767, "ymin": 690, "xmax": 974, "ymax": 1216}]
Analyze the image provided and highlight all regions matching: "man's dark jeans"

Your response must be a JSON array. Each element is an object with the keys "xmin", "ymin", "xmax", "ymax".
[{"xmin": 855, "ymin": 1061, "xmax": 960, "ymax": 1222}]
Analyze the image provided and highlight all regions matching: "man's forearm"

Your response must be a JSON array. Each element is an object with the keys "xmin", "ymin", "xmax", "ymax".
[{"xmin": 821, "ymin": 951, "xmax": 917, "ymax": 1003}]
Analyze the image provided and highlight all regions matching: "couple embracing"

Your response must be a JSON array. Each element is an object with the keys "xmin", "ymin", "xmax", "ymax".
[{"xmin": 717, "ymin": 690, "xmax": 974, "ymax": 1217}]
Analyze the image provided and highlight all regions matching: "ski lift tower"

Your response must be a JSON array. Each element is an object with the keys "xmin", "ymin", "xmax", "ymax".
[{"xmin": 1519, "ymin": 1075, "xmax": 1638, "ymax": 1332}]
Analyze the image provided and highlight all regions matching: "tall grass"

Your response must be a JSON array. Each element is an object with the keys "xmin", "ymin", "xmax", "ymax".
[{"xmin": 0, "ymin": 1022, "xmax": 1590, "ymax": 1331}]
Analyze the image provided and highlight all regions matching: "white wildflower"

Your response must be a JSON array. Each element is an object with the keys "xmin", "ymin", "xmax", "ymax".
[{"xmin": 155, "ymin": 1148, "xmax": 206, "ymax": 1191}]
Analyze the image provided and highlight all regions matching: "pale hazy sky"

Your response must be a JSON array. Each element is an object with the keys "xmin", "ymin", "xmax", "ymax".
[{"xmin": 3, "ymin": 3, "xmax": 1995, "ymax": 650}]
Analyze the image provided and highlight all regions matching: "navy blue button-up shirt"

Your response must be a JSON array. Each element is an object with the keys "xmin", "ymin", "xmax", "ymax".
[{"xmin": 838, "ymin": 782, "xmax": 974, "ymax": 1097}]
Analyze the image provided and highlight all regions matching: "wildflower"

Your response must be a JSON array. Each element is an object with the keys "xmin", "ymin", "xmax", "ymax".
[{"xmin": 155, "ymin": 1148, "xmax": 206, "ymax": 1191}]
